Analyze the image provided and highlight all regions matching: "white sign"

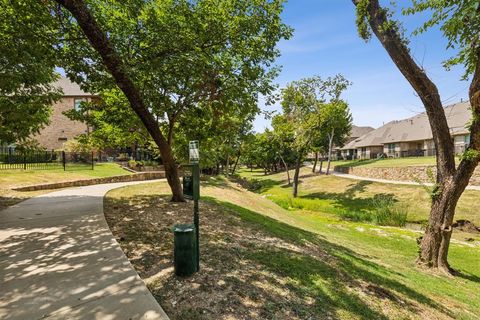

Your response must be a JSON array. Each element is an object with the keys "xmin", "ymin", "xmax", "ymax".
[{"xmin": 189, "ymin": 141, "xmax": 199, "ymax": 163}]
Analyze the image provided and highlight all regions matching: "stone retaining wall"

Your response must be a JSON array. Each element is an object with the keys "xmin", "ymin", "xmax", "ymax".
[
  {"xmin": 13, "ymin": 172, "xmax": 166, "ymax": 192},
  {"xmin": 334, "ymin": 165, "xmax": 480, "ymax": 186}
]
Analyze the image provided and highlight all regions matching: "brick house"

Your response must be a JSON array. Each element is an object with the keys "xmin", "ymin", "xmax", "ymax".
[{"xmin": 33, "ymin": 77, "xmax": 96, "ymax": 150}]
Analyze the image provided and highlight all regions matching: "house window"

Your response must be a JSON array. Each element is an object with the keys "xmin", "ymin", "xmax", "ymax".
[
  {"xmin": 74, "ymin": 98, "xmax": 85, "ymax": 111},
  {"xmin": 387, "ymin": 143, "xmax": 395, "ymax": 153},
  {"xmin": 464, "ymin": 135, "xmax": 471, "ymax": 145}
]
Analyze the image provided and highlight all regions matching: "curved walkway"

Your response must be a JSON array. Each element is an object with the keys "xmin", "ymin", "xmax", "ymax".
[{"xmin": 0, "ymin": 181, "xmax": 169, "ymax": 320}]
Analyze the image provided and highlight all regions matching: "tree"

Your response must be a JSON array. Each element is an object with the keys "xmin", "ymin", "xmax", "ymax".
[
  {"xmin": 64, "ymin": 89, "xmax": 150, "ymax": 152},
  {"xmin": 320, "ymin": 101, "xmax": 352, "ymax": 175},
  {"xmin": 43, "ymin": 0, "xmax": 290, "ymax": 201},
  {"xmin": 353, "ymin": 0, "xmax": 480, "ymax": 273},
  {"xmin": 0, "ymin": 1, "xmax": 61, "ymax": 145},
  {"xmin": 271, "ymin": 114, "xmax": 297, "ymax": 184},
  {"xmin": 279, "ymin": 75, "xmax": 351, "ymax": 197}
]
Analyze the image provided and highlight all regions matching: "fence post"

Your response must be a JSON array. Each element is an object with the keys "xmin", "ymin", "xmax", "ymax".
[
  {"xmin": 91, "ymin": 151, "xmax": 94, "ymax": 170},
  {"xmin": 62, "ymin": 151, "xmax": 66, "ymax": 171}
]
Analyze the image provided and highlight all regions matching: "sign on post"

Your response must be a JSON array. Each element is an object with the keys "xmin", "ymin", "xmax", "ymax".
[
  {"xmin": 189, "ymin": 140, "xmax": 199, "ymax": 164},
  {"xmin": 180, "ymin": 141, "xmax": 201, "ymax": 272}
]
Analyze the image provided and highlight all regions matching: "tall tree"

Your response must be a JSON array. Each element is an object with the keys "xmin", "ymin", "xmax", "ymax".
[
  {"xmin": 353, "ymin": 0, "xmax": 480, "ymax": 273},
  {"xmin": 45, "ymin": 0, "xmax": 290, "ymax": 201},
  {"xmin": 0, "ymin": 1, "xmax": 61, "ymax": 145},
  {"xmin": 279, "ymin": 75, "xmax": 351, "ymax": 197},
  {"xmin": 304, "ymin": 100, "xmax": 352, "ymax": 175}
]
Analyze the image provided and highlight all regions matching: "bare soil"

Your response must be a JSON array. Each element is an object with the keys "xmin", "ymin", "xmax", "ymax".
[
  {"xmin": 104, "ymin": 190, "xmax": 453, "ymax": 320},
  {"xmin": 452, "ymin": 220, "xmax": 480, "ymax": 234}
]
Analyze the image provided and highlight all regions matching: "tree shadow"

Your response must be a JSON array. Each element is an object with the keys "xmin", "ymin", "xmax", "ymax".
[
  {"xmin": 299, "ymin": 180, "xmax": 397, "ymax": 215},
  {"xmin": 104, "ymin": 192, "xmax": 464, "ymax": 319},
  {"xmin": 0, "ymin": 193, "xmax": 165, "ymax": 319}
]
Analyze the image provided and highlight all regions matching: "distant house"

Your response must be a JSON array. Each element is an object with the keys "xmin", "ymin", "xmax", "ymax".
[
  {"xmin": 33, "ymin": 77, "xmax": 97, "ymax": 150},
  {"xmin": 337, "ymin": 125, "xmax": 375, "ymax": 160},
  {"xmin": 341, "ymin": 102, "xmax": 471, "ymax": 160}
]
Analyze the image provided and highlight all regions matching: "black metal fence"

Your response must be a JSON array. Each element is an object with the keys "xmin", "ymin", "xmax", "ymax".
[{"xmin": 0, "ymin": 150, "xmax": 94, "ymax": 171}]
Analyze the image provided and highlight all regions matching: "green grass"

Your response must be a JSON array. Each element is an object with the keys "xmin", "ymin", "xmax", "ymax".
[
  {"xmin": 106, "ymin": 179, "xmax": 480, "ymax": 319},
  {"xmin": 206, "ymin": 197, "xmax": 480, "ymax": 319},
  {"xmin": 235, "ymin": 167, "xmax": 480, "ymax": 225},
  {"xmin": 332, "ymin": 156, "xmax": 440, "ymax": 168}
]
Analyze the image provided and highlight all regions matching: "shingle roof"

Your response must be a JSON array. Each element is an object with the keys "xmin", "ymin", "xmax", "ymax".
[
  {"xmin": 53, "ymin": 76, "xmax": 94, "ymax": 97},
  {"xmin": 351, "ymin": 125, "xmax": 375, "ymax": 138},
  {"xmin": 342, "ymin": 102, "xmax": 471, "ymax": 150}
]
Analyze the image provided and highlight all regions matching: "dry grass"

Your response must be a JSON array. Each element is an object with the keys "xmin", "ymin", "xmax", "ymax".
[{"xmin": 104, "ymin": 179, "xmax": 480, "ymax": 320}]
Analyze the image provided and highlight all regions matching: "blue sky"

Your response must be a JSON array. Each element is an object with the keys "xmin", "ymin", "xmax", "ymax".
[{"xmin": 253, "ymin": 0, "xmax": 470, "ymax": 132}]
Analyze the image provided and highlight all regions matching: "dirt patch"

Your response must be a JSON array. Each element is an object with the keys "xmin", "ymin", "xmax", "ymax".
[
  {"xmin": 104, "ymin": 189, "xmax": 455, "ymax": 320},
  {"xmin": 453, "ymin": 220, "xmax": 480, "ymax": 234}
]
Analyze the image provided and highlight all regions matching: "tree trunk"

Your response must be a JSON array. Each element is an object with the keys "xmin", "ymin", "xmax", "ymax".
[
  {"xmin": 55, "ymin": 0, "xmax": 185, "ymax": 201},
  {"xmin": 326, "ymin": 129, "xmax": 335, "ymax": 175},
  {"xmin": 352, "ymin": 0, "xmax": 480, "ymax": 271},
  {"xmin": 319, "ymin": 159, "xmax": 323, "ymax": 174},
  {"xmin": 312, "ymin": 152, "xmax": 318, "ymax": 172},
  {"xmin": 417, "ymin": 175, "xmax": 469, "ymax": 273},
  {"xmin": 292, "ymin": 156, "xmax": 302, "ymax": 198},
  {"xmin": 225, "ymin": 153, "xmax": 230, "ymax": 176},
  {"xmin": 232, "ymin": 153, "xmax": 240, "ymax": 174},
  {"xmin": 279, "ymin": 154, "xmax": 291, "ymax": 185}
]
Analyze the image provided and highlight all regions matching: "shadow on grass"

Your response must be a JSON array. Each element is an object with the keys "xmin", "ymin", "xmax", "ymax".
[
  {"xmin": 299, "ymin": 180, "xmax": 397, "ymax": 215},
  {"xmin": 201, "ymin": 197, "xmax": 454, "ymax": 319},
  {"xmin": 105, "ymin": 189, "xmax": 468, "ymax": 319}
]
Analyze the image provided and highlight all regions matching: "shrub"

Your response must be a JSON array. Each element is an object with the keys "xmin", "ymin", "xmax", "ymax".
[{"xmin": 371, "ymin": 195, "xmax": 408, "ymax": 227}]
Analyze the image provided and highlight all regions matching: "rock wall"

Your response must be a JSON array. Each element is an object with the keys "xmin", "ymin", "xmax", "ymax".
[
  {"xmin": 13, "ymin": 172, "xmax": 165, "ymax": 192},
  {"xmin": 334, "ymin": 165, "xmax": 480, "ymax": 186}
]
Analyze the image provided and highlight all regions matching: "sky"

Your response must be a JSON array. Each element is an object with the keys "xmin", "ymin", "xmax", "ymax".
[{"xmin": 252, "ymin": 0, "xmax": 470, "ymax": 132}]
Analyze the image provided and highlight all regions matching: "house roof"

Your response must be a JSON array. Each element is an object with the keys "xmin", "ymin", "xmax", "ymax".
[
  {"xmin": 53, "ymin": 76, "xmax": 94, "ymax": 97},
  {"xmin": 351, "ymin": 125, "xmax": 375, "ymax": 138},
  {"xmin": 342, "ymin": 102, "xmax": 471, "ymax": 150},
  {"xmin": 342, "ymin": 122, "xmax": 394, "ymax": 149}
]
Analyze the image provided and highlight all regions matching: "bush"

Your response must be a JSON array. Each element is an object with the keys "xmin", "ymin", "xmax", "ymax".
[{"xmin": 371, "ymin": 195, "xmax": 408, "ymax": 227}]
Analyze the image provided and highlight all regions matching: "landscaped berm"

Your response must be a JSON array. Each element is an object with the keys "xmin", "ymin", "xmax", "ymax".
[{"xmin": 104, "ymin": 169, "xmax": 480, "ymax": 320}]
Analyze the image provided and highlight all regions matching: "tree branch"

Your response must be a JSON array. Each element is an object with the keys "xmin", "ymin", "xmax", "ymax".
[
  {"xmin": 352, "ymin": 0, "xmax": 456, "ymax": 180},
  {"xmin": 53, "ymin": 0, "xmax": 168, "ymax": 149}
]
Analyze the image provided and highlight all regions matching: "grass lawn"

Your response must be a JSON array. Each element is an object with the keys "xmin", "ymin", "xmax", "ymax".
[
  {"xmin": 0, "ymin": 163, "xmax": 131, "ymax": 210},
  {"xmin": 104, "ymin": 176, "xmax": 480, "ymax": 320},
  {"xmin": 237, "ymin": 167, "xmax": 480, "ymax": 226},
  {"xmin": 331, "ymin": 156, "xmax": 442, "ymax": 168}
]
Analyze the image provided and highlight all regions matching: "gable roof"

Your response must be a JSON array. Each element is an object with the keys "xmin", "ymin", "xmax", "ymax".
[
  {"xmin": 351, "ymin": 125, "xmax": 375, "ymax": 138},
  {"xmin": 342, "ymin": 102, "xmax": 471, "ymax": 150},
  {"xmin": 53, "ymin": 76, "xmax": 94, "ymax": 97}
]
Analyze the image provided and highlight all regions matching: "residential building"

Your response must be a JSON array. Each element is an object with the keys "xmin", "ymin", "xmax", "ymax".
[
  {"xmin": 33, "ymin": 77, "xmax": 97, "ymax": 150},
  {"xmin": 338, "ymin": 125, "xmax": 375, "ymax": 160},
  {"xmin": 341, "ymin": 102, "xmax": 471, "ymax": 159}
]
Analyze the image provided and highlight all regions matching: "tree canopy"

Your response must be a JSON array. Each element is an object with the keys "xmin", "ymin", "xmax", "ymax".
[
  {"xmin": 0, "ymin": 1, "xmax": 61, "ymax": 144},
  {"xmin": 35, "ymin": 0, "xmax": 291, "ymax": 200}
]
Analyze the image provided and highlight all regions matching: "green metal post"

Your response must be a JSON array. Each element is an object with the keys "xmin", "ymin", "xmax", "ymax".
[{"xmin": 192, "ymin": 163, "xmax": 200, "ymax": 271}]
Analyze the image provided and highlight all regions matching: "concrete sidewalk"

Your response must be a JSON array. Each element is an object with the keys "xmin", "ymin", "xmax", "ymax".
[{"xmin": 0, "ymin": 181, "xmax": 169, "ymax": 320}]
